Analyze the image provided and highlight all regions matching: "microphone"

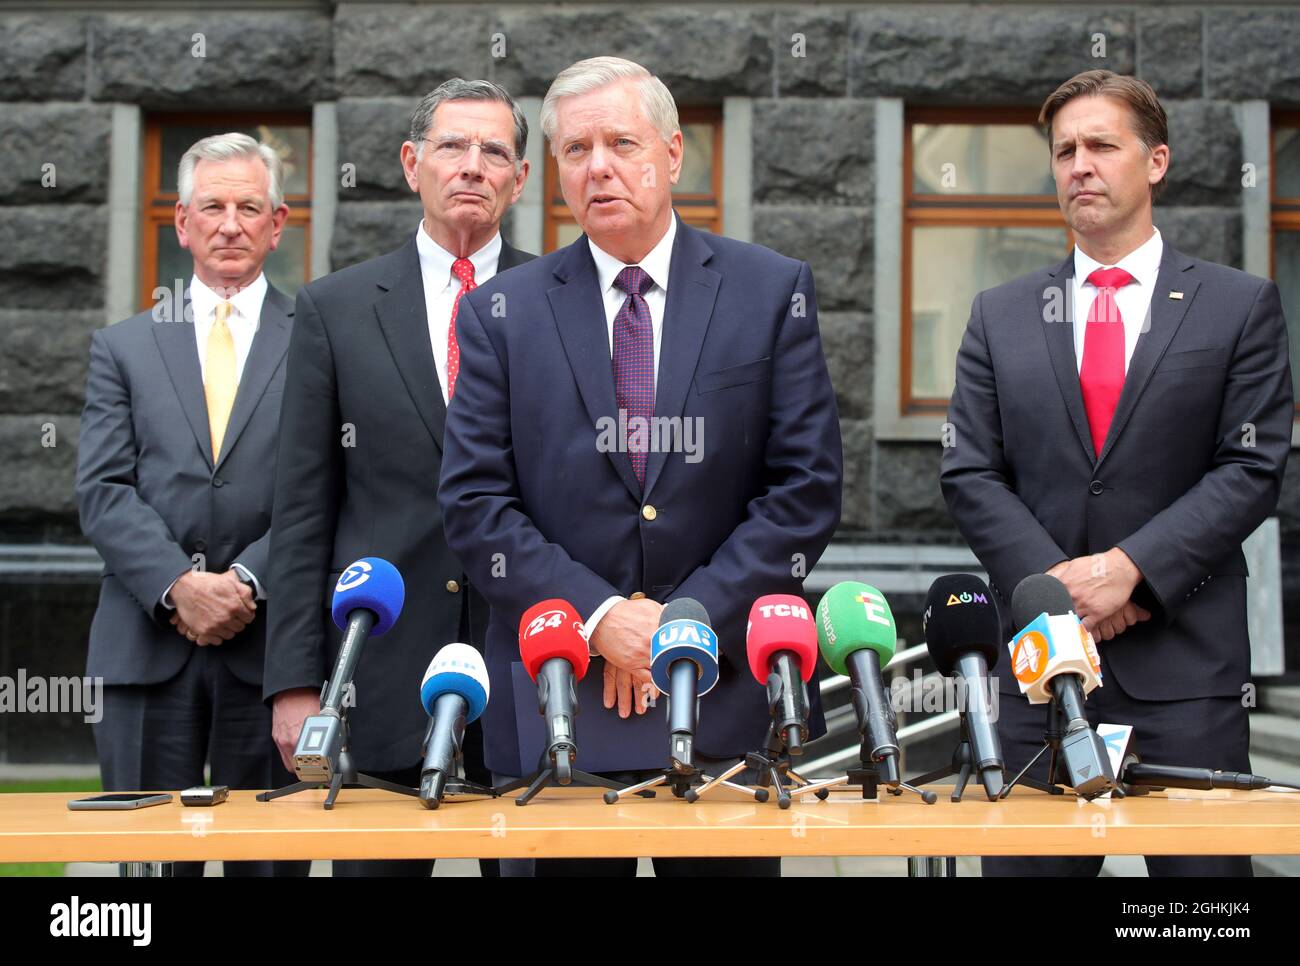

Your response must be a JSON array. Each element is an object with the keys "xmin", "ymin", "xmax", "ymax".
[
  {"xmin": 1097, "ymin": 723, "xmax": 1300, "ymax": 793},
  {"xmin": 1008, "ymin": 574, "xmax": 1115, "ymax": 798},
  {"xmin": 417, "ymin": 643, "xmax": 489, "ymax": 808},
  {"xmin": 518, "ymin": 599, "xmax": 590, "ymax": 784},
  {"xmin": 293, "ymin": 557, "xmax": 404, "ymax": 783},
  {"xmin": 815, "ymin": 581, "xmax": 903, "ymax": 785},
  {"xmin": 746, "ymin": 595, "xmax": 818, "ymax": 756},
  {"xmin": 1122, "ymin": 763, "xmax": 1300, "ymax": 793},
  {"xmin": 649, "ymin": 598, "xmax": 719, "ymax": 772},
  {"xmin": 921, "ymin": 575, "xmax": 1005, "ymax": 800}
]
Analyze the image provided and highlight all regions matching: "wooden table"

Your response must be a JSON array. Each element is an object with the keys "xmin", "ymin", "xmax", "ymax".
[{"xmin": 3, "ymin": 786, "xmax": 1298, "ymax": 875}]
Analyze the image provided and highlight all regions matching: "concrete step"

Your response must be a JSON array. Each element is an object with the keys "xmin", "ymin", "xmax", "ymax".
[
  {"xmin": 1259, "ymin": 686, "xmax": 1300, "ymax": 719},
  {"xmin": 1250, "ymin": 713, "xmax": 1300, "ymax": 766}
]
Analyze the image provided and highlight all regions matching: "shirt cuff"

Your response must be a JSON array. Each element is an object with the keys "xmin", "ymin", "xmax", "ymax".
[
  {"xmin": 584, "ymin": 595, "xmax": 626, "ymax": 655},
  {"xmin": 232, "ymin": 563, "xmax": 266, "ymax": 600},
  {"xmin": 160, "ymin": 576, "xmax": 181, "ymax": 610}
]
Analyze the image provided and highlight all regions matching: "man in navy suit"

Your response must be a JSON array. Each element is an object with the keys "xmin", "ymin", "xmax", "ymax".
[
  {"xmin": 439, "ymin": 56, "xmax": 843, "ymax": 876},
  {"xmin": 941, "ymin": 71, "xmax": 1292, "ymax": 876}
]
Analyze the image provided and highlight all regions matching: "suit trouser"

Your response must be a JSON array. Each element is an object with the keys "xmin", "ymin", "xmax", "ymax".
[
  {"xmin": 498, "ymin": 755, "xmax": 782, "ymax": 878},
  {"xmin": 983, "ymin": 656, "xmax": 1253, "ymax": 877},
  {"xmin": 95, "ymin": 646, "xmax": 310, "ymax": 878}
]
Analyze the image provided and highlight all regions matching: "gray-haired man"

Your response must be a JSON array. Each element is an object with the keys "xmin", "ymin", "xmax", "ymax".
[
  {"xmin": 263, "ymin": 79, "xmax": 535, "ymax": 876},
  {"xmin": 77, "ymin": 133, "xmax": 307, "ymax": 876}
]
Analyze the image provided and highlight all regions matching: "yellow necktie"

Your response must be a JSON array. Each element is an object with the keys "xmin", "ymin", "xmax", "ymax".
[{"xmin": 205, "ymin": 301, "xmax": 237, "ymax": 460}]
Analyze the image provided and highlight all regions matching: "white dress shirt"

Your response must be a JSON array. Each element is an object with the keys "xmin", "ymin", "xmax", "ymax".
[
  {"xmin": 188, "ymin": 272, "xmax": 266, "ymax": 384},
  {"xmin": 581, "ymin": 216, "xmax": 678, "ymax": 648},
  {"xmin": 1071, "ymin": 228, "xmax": 1164, "ymax": 374},
  {"xmin": 162, "ymin": 272, "xmax": 270, "ymax": 609},
  {"xmin": 415, "ymin": 222, "xmax": 503, "ymax": 405}
]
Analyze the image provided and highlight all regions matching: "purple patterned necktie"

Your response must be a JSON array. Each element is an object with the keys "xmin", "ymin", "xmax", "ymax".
[{"xmin": 612, "ymin": 266, "xmax": 655, "ymax": 487}]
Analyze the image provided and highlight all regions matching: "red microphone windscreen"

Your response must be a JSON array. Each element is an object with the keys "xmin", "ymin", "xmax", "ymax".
[
  {"xmin": 518, "ymin": 599, "xmax": 591, "ymax": 681},
  {"xmin": 746, "ymin": 595, "xmax": 818, "ymax": 684}
]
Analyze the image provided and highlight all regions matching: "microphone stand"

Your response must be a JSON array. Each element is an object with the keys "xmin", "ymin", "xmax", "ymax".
[
  {"xmin": 493, "ymin": 659, "xmax": 648, "ymax": 805},
  {"xmin": 998, "ymin": 694, "xmax": 1118, "ymax": 799},
  {"xmin": 258, "ymin": 695, "xmax": 419, "ymax": 811},
  {"xmin": 418, "ymin": 715, "xmax": 499, "ymax": 810},
  {"xmin": 602, "ymin": 683, "xmax": 768, "ymax": 804},
  {"xmin": 909, "ymin": 715, "xmax": 1000, "ymax": 803}
]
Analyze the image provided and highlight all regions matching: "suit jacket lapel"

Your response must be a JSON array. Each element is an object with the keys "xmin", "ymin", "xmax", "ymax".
[
  {"xmin": 548, "ymin": 239, "xmax": 644, "ymax": 501},
  {"xmin": 376, "ymin": 238, "xmax": 447, "ymax": 450},
  {"xmin": 153, "ymin": 294, "xmax": 215, "ymax": 468},
  {"xmin": 1096, "ymin": 245, "xmax": 1198, "ymax": 465},
  {"xmin": 1040, "ymin": 253, "xmax": 1097, "ymax": 464},
  {"xmin": 643, "ymin": 221, "xmax": 719, "ymax": 497},
  {"xmin": 213, "ymin": 284, "xmax": 294, "ymax": 473}
]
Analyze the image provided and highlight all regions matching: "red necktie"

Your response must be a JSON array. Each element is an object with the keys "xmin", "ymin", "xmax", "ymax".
[
  {"xmin": 446, "ymin": 257, "xmax": 476, "ymax": 400},
  {"xmin": 1079, "ymin": 266, "xmax": 1134, "ymax": 457}
]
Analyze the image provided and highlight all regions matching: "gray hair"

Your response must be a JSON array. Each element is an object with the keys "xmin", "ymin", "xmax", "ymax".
[
  {"xmin": 409, "ymin": 78, "xmax": 529, "ymax": 164},
  {"xmin": 540, "ymin": 56, "xmax": 679, "ymax": 153},
  {"xmin": 177, "ymin": 132, "xmax": 285, "ymax": 210}
]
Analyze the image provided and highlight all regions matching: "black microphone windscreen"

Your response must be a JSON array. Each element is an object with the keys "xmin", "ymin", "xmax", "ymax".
[
  {"xmin": 922, "ymin": 574, "xmax": 1002, "ymax": 676},
  {"xmin": 1011, "ymin": 573, "xmax": 1074, "ymax": 629},
  {"xmin": 661, "ymin": 597, "xmax": 710, "ymax": 628}
]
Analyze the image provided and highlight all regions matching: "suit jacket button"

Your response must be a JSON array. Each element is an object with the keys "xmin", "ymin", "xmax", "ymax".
[
  {"xmin": 445, "ymin": 580, "xmax": 460, "ymax": 594},
  {"xmin": 212, "ymin": 477, "xmax": 224, "ymax": 488},
  {"xmin": 1089, "ymin": 480, "xmax": 1104, "ymax": 495},
  {"xmin": 629, "ymin": 592, "xmax": 646, "ymax": 600},
  {"xmin": 194, "ymin": 540, "xmax": 207, "ymax": 552},
  {"xmin": 642, "ymin": 505, "xmax": 657, "ymax": 521}
]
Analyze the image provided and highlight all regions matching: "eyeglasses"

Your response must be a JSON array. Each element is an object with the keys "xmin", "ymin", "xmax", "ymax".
[{"xmin": 423, "ymin": 137, "xmax": 516, "ymax": 168}]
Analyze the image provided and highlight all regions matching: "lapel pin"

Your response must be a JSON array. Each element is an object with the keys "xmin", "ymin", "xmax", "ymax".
[{"xmin": 1168, "ymin": 291, "xmax": 1184, "ymax": 300}]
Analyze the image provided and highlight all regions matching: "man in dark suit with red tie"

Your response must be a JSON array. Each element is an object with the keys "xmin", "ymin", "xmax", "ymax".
[
  {"xmin": 263, "ymin": 79, "xmax": 534, "ymax": 876},
  {"xmin": 941, "ymin": 70, "xmax": 1293, "ymax": 876}
]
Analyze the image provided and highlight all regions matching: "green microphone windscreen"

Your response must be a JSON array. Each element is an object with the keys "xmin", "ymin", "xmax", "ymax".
[{"xmin": 815, "ymin": 581, "xmax": 897, "ymax": 676}]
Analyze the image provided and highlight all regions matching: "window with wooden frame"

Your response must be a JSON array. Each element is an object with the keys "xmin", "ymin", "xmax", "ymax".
[
  {"xmin": 1271, "ymin": 109, "xmax": 1300, "ymax": 417},
  {"xmin": 543, "ymin": 105, "xmax": 723, "ymax": 253},
  {"xmin": 140, "ymin": 112, "xmax": 312, "ymax": 310},
  {"xmin": 903, "ymin": 107, "xmax": 1072, "ymax": 414}
]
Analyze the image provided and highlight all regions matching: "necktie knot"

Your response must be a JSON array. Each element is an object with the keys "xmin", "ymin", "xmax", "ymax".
[
  {"xmin": 1087, "ymin": 267, "xmax": 1134, "ymax": 291},
  {"xmin": 452, "ymin": 258, "xmax": 476, "ymax": 287},
  {"xmin": 614, "ymin": 266, "xmax": 654, "ymax": 298}
]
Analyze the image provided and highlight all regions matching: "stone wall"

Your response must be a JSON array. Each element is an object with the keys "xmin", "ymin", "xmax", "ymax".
[{"xmin": 1, "ymin": 4, "xmax": 1298, "ymax": 664}]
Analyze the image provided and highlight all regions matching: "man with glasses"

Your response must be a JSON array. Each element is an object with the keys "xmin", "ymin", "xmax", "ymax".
[{"xmin": 264, "ymin": 79, "xmax": 533, "ymax": 876}]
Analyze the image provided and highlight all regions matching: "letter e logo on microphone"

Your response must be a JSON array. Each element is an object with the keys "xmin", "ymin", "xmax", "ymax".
[
  {"xmin": 1012, "ymin": 630, "xmax": 1050, "ymax": 684},
  {"xmin": 855, "ymin": 591, "xmax": 891, "ymax": 627},
  {"xmin": 336, "ymin": 560, "xmax": 372, "ymax": 592}
]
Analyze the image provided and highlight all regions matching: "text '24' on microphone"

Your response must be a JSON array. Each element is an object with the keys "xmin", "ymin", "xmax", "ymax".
[
  {"xmin": 912, "ymin": 575, "xmax": 1006, "ymax": 801},
  {"xmin": 493, "ymin": 599, "xmax": 638, "ymax": 805},
  {"xmin": 259, "ymin": 557, "xmax": 418, "ymax": 809},
  {"xmin": 603, "ymin": 599, "xmax": 768, "ymax": 804},
  {"xmin": 417, "ymin": 643, "xmax": 498, "ymax": 808},
  {"xmin": 1000, "ymin": 574, "xmax": 1118, "ymax": 801},
  {"xmin": 744, "ymin": 595, "xmax": 830, "ymax": 808},
  {"xmin": 811, "ymin": 582, "xmax": 937, "ymax": 804}
]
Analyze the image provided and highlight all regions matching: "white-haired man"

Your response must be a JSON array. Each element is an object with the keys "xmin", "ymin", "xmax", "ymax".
[
  {"xmin": 440, "ymin": 57, "xmax": 842, "ymax": 876},
  {"xmin": 77, "ymin": 132, "xmax": 306, "ymax": 876}
]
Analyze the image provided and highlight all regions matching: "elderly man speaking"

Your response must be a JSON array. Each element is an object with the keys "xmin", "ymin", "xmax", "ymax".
[{"xmin": 439, "ymin": 56, "xmax": 843, "ymax": 877}]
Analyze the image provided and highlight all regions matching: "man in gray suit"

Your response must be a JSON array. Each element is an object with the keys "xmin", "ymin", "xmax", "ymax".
[
  {"xmin": 76, "ymin": 133, "xmax": 306, "ymax": 877},
  {"xmin": 941, "ymin": 71, "xmax": 1292, "ymax": 876}
]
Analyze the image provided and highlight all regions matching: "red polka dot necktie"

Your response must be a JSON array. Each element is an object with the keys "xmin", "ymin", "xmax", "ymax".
[
  {"xmin": 446, "ymin": 257, "xmax": 476, "ymax": 400},
  {"xmin": 613, "ymin": 266, "xmax": 655, "ymax": 487},
  {"xmin": 1079, "ymin": 266, "xmax": 1135, "ymax": 457}
]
